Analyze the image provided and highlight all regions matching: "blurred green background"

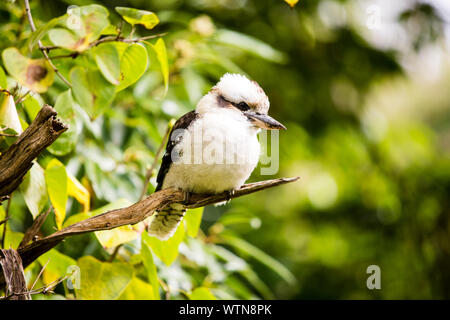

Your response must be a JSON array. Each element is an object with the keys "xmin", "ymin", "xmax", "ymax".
[{"xmin": 1, "ymin": 0, "xmax": 450, "ymax": 299}]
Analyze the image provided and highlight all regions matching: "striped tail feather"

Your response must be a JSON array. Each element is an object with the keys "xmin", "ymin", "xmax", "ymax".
[{"xmin": 147, "ymin": 203, "xmax": 186, "ymax": 240}]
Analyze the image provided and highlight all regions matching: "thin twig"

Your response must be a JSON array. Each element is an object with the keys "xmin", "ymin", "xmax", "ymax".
[
  {"xmin": 1, "ymin": 194, "xmax": 13, "ymax": 248},
  {"xmin": 14, "ymin": 90, "xmax": 30, "ymax": 104},
  {"xmin": 0, "ymin": 133, "xmax": 19, "ymax": 137},
  {"xmin": 24, "ymin": 0, "xmax": 72, "ymax": 88},
  {"xmin": 31, "ymin": 258, "xmax": 49, "ymax": 290},
  {"xmin": 140, "ymin": 121, "xmax": 174, "ymax": 200},
  {"xmin": 107, "ymin": 244, "xmax": 123, "ymax": 262}
]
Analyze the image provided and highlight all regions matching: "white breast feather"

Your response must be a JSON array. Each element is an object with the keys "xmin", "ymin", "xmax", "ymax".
[{"xmin": 162, "ymin": 109, "xmax": 260, "ymax": 193}]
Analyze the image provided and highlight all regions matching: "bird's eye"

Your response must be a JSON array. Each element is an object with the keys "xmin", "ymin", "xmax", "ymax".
[{"xmin": 235, "ymin": 102, "xmax": 250, "ymax": 111}]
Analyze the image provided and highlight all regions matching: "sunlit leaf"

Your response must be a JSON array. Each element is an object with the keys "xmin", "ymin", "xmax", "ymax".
[
  {"xmin": 212, "ymin": 30, "xmax": 287, "ymax": 64},
  {"xmin": 118, "ymin": 277, "xmax": 155, "ymax": 300},
  {"xmin": 48, "ymin": 90, "xmax": 79, "ymax": 156},
  {"xmin": 48, "ymin": 5, "xmax": 109, "ymax": 52},
  {"xmin": 146, "ymin": 221, "xmax": 185, "ymax": 266},
  {"xmin": 93, "ymin": 43, "xmax": 121, "ymax": 85},
  {"xmin": 149, "ymin": 38, "xmax": 169, "ymax": 94},
  {"xmin": 37, "ymin": 249, "xmax": 76, "ymax": 285},
  {"xmin": 141, "ymin": 232, "xmax": 160, "ymax": 299},
  {"xmin": 70, "ymin": 66, "xmax": 116, "ymax": 119},
  {"xmin": 0, "ymin": 66, "xmax": 7, "ymax": 89},
  {"xmin": 220, "ymin": 234, "xmax": 297, "ymax": 285},
  {"xmin": 0, "ymin": 91, "xmax": 22, "ymax": 134},
  {"xmin": 116, "ymin": 43, "xmax": 148, "ymax": 92},
  {"xmin": 20, "ymin": 163, "xmax": 48, "ymax": 219},
  {"xmin": 26, "ymin": 17, "xmax": 61, "ymax": 53},
  {"xmin": 67, "ymin": 173, "xmax": 90, "ymax": 214},
  {"xmin": 189, "ymin": 287, "xmax": 217, "ymax": 300},
  {"xmin": 284, "ymin": 0, "xmax": 300, "ymax": 8},
  {"xmin": 22, "ymin": 95, "xmax": 40, "ymax": 121},
  {"xmin": 185, "ymin": 207, "xmax": 203, "ymax": 238},
  {"xmin": 115, "ymin": 7, "xmax": 159, "ymax": 29},
  {"xmin": 45, "ymin": 159, "xmax": 68, "ymax": 229},
  {"xmin": 48, "ymin": 28, "xmax": 88, "ymax": 51},
  {"xmin": 74, "ymin": 199, "xmax": 141, "ymax": 248},
  {"xmin": 2, "ymin": 47, "xmax": 54, "ymax": 93},
  {"xmin": 78, "ymin": 256, "xmax": 133, "ymax": 300}
]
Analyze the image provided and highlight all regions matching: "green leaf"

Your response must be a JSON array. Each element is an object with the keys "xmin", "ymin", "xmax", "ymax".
[
  {"xmin": 19, "ymin": 163, "xmax": 48, "ymax": 219},
  {"xmin": 0, "ymin": 66, "xmax": 7, "ymax": 89},
  {"xmin": 0, "ymin": 91, "xmax": 22, "ymax": 134},
  {"xmin": 26, "ymin": 17, "xmax": 61, "ymax": 53},
  {"xmin": 48, "ymin": 90, "xmax": 79, "ymax": 156},
  {"xmin": 70, "ymin": 66, "xmax": 116, "ymax": 119},
  {"xmin": 116, "ymin": 43, "xmax": 148, "ymax": 92},
  {"xmin": 185, "ymin": 207, "xmax": 203, "ymax": 238},
  {"xmin": 118, "ymin": 277, "xmax": 156, "ymax": 300},
  {"xmin": 78, "ymin": 256, "xmax": 133, "ymax": 300},
  {"xmin": 189, "ymin": 287, "xmax": 217, "ymax": 300},
  {"xmin": 37, "ymin": 249, "xmax": 76, "ymax": 285},
  {"xmin": 141, "ymin": 232, "xmax": 160, "ymax": 299},
  {"xmin": 45, "ymin": 159, "xmax": 68, "ymax": 229},
  {"xmin": 22, "ymin": 96, "xmax": 41, "ymax": 121},
  {"xmin": 48, "ymin": 28, "xmax": 87, "ymax": 51},
  {"xmin": 115, "ymin": 7, "xmax": 159, "ymax": 29},
  {"xmin": 93, "ymin": 43, "xmax": 121, "ymax": 85},
  {"xmin": 2, "ymin": 47, "xmax": 54, "ymax": 93},
  {"xmin": 220, "ymin": 234, "xmax": 297, "ymax": 285},
  {"xmin": 149, "ymin": 38, "xmax": 169, "ymax": 95},
  {"xmin": 212, "ymin": 29, "xmax": 288, "ymax": 64},
  {"xmin": 146, "ymin": 222, "xmax": 185, "ymax": 266},
  {"xmin": 48, "ymin": 5, "xmax": 109, "ymax": 52}
]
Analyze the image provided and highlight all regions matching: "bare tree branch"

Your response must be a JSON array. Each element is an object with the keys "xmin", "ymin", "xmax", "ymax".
[
  {"xmin": 18, "ymin": 206, "xmax": 52, "ymax": 249},
  {"xmin": 0, "ymin": 104, "xmax": 68, "ymax": 200}
]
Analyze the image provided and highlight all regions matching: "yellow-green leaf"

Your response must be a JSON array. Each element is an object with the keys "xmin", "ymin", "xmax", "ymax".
[
  {"xmin": 118, "ymin": 277, "xmax": 155, "ymax": 300},
  {"xmin": 116, "ymin": 43, "xmax": 148, "ymax": 92},
  {"xmin": 185, "ymin": 207, "xmax": 203, "ymax": 238},
  {"xmin": 146, "ymin": 221, "xmax": 185, "ymax": 266},
  {"xmin": 0, "ymin": 66, "xmax": 7, "ymax": 89},
  {"xmin": 48, "ymin": 90, "xmax": 79, "ymax": 156},
  {"xmin": 45, "ymin": 159, "xmax": 68, "ymax": 229},
  {"xmin": 115, "ymin": 7, "xmax": 159, "ymax": 29},
  {"xmin": 70, "ymin": 66, "xmax": 116, "ymax": 119},
  {"xmin": 67, "ymin": 173, "xmax": 90, "ymax": 213},
  {"xmin": 141, "ymin": 232, "xmax": 160, "ymax": 299},
  {"xmin": 1, "ymin": 47, "xmax": 54, "ymax": 93},
  {"xmin": 189, "ymin": 287, "xmax": 217, "ymax": 300},
  {"xmin": 93, "ymin": 43, "xmax": 121, "ymax": 85},
  {"xmin": 78, "ymin": 256, "xmax": 133, "ymax": 300},
  {"xmin": 149, "ymin": 38, "xmax": 169, "ymax": 95},
  {"xmin": 48, "ymin": 28, "xmax": 88, "ymax": 52},
  {"xmin": 93, "ymin": 200, "xmax": 138, "ymax": 248},
  {"xmin": 37, "ymin": 249, "xmax": 76, "ymax": 285},
  {"xmin": 20, "ymin": 163, "xmax": 48, "ymax": 219},
  {"xmin": 284, "ymin": 0, "xmax": 300, "ymax": 8}
]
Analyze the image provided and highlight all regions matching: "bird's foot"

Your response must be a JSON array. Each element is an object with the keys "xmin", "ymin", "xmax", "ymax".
[
  {"xmin": 183, "ymin": 190, "xmax": 192, "ymax": 205},
  {"xmin": 225, "ymin": 189, "xmax": 235, "ymax": 204}
]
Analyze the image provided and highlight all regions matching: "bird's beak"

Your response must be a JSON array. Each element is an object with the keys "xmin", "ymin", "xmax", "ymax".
[{"xmin": 244, "ymin": 112, "xmax": 286, "ymax": 130}]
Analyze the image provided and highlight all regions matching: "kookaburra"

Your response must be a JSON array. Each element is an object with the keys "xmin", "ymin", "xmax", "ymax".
[{"xmin": 148, "ymin": 73, "xmax": 286, "ymax": 240}]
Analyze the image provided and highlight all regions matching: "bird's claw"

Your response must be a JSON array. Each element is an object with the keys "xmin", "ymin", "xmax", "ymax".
[
  {"xmin": 225, "ymin": 189, "xmax": 235, "ymax": 204},
  {"xmin": 183, "ymin": 191, "xmax": 192, "ymax": 205}
]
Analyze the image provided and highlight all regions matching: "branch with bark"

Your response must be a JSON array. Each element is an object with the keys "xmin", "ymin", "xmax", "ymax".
[
  {"xmin": 0, "ymin": 177, "xmax": 299, "ymax": 288},
  {"xmin": 0, "ymin": 104, "xmax": 68, "ymax": 200}
]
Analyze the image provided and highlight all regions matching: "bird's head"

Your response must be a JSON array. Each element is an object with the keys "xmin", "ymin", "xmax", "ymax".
[{"xmin": 197, "ymin": 73, "xmax": 286, "ymax": 130}]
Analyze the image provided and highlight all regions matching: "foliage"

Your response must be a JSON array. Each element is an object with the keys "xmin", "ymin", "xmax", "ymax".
[{"xmin": 1, "ymin": 0, "xmax": 450, "ymax": 300}]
